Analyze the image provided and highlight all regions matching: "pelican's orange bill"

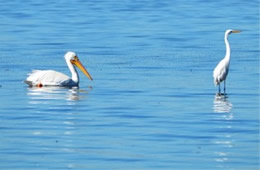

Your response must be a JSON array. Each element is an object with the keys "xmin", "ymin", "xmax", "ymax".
[{"xmin": 72, "ymin": 59, "xmax": 93, "ymax": 81}]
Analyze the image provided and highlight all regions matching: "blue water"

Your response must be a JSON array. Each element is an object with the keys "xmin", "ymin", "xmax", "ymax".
[{"xmin": 0, "ymin": 0, "xmax": 259, "ymax": 169}]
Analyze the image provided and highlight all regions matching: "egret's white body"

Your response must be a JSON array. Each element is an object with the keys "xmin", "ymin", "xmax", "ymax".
[
  {"xmin": 25, "ymin": 51, "xmax": 93, "ymax": 87},
  {"xmin": 213, "ymin": 29, "xmax": 240, "ymax": 94}
]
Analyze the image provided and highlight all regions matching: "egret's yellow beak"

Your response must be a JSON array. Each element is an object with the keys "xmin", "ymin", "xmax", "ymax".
[
  {"xmin": 232, "ymin": 30, "xmax": 241, "ymax": 33},
  {"xmin": 71, "ymin": 57, "xmax": 93, "ymax": 81}
]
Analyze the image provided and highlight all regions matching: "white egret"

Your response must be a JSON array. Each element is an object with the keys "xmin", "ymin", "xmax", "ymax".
[
  {"xmin": 25, "ymin": 51, "xmax": 93, "ymax": 87},
  {"xmin": 213, "ymin": 29, "xmax": 241, "ymax": 94}
]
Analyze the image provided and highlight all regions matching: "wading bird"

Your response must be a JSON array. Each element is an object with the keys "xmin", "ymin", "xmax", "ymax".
[
  {"xmin": 25, "ymin": 51, "xmax": 93, "ymax": 87},
  {"xmin": 213, "ymin": 29, "xmax": 241, "ymax": 94}
]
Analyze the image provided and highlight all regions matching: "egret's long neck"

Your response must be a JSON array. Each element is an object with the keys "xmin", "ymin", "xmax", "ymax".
[
  {"xmin": 66, "ymin": 59, "xmax": 79, "ymax": 84},
  {"xmin": 224, "ymin": 33, "xmax": 231, "ymax": 61}
]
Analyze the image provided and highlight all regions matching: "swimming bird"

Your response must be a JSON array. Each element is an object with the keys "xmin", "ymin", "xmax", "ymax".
[
  {"xmin": 25, "ymin": 51, "xmax": 93, "ymax": 87},
  {"xmin": 213, "ymin": 29, "xmax": 241, "ymax": 94}
]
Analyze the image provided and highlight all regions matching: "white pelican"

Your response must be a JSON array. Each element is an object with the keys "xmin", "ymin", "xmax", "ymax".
[
  {"xmin": 213, "ymin": 29, "xmax": 241, "ymax": 94},
  {"xmin": 25, "ymin": 51, "xmax": 93, "ymax": 87}
]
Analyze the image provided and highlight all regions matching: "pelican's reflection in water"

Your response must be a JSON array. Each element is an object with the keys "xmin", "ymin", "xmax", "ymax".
[
  {"xmin": 213, "ymin": 94, "xmax": 234, "ymax": 165},
  {"xmin": 27, "ymin": 86, "xmax": 92, "ymax": 168},
  {"xmin": 27, "ymin": 86, "xmax": 92, "ymax": 101}
]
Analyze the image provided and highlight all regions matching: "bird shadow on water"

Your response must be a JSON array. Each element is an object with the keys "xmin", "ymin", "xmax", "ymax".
[{"xmin": 26, "ymin": 86, "xmax": 92, "ymax": 101}]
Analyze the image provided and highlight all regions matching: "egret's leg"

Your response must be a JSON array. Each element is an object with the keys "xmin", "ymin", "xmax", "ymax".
[
  {"xmin": 224, "ymin": 81, "xmax": 226, "ymax": 94},
  {"xmin": 218, "ymin": 84, "xmax": 221, "ymax": 94}
]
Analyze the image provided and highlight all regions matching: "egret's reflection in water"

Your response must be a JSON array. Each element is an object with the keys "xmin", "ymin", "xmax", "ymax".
[
  {"xmin": 213, "ymin": 94, "xmax": 234, "ymax": 165},
  {"xmin": 213, "ymin": 94, "xmax": 233, "ymax": 113}
]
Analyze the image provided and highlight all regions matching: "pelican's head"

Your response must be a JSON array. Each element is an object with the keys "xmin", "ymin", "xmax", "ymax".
[
  {"xmin": 226, "ymin": 29, "xmax": 241, "ymax": 35},
  {"xmin": 65, "ymin": 51, "xmax": 93, "ymax": 81}
]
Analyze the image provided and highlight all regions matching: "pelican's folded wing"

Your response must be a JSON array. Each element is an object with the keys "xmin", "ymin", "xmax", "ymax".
[{"xmin": 25, "ymin": 70, "xmax": 71, "ymax": 86}]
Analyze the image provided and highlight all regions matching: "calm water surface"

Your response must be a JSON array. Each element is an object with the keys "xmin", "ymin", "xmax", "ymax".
[{"xmin": 0, "ymin": 0, "xmax": 259, "ymax": 169}]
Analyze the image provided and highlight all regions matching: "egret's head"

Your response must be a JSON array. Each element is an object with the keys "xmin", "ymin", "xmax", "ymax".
[
  {"xmin": 65, "ymin": 51, "xmax": 93, "ymax": 81},
  {"xmin": 226, "ymin": 29, "xmax": 241, "ymax": 35}
]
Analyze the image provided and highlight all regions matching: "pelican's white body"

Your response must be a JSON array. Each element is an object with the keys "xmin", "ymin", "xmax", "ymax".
[
  {"xmin": 25, "ymin": 52, "xmax": 80, "ymax": 87},
  {"xmin": 25, "ymin": 70, "xmax": 77, "ymax": 86}
]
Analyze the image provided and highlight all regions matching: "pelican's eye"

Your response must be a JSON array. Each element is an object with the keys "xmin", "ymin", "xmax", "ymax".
[
  {"xmin": 70, "ymin": 56, "xmax": 78, "ymax": 64},
  {"xmin": 74, "ymin": 56, "xmax": 78, "ymax": 60}
]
